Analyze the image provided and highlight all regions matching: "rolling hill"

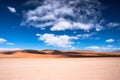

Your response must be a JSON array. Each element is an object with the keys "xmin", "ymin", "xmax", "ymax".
[{"xmin": 0, "ymin": 50, "xmax": 120, "ymax": 58}]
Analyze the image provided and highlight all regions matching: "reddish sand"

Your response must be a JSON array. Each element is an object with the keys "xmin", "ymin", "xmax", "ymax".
[
  {"xmin": 0, "ymin": 50, "xmax": 120, "ymax": 58},
  {"xmin": 0, "ymin": 58, "xmax": 120, "ymax": 80}
]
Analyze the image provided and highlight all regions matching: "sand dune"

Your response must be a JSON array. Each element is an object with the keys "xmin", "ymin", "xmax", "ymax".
[{"xmin": 0, "ymin": 50, "xmax": 120, "ymax": 58}]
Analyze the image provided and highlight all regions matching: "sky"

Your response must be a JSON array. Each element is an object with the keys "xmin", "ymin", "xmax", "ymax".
[{"xmin": 0, "ymin": 0, "xmax": 120, "ymax": 52}]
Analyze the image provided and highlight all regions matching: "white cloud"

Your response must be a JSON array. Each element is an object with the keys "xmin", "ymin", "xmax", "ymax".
[
  {"xmin": 7, "ymin": 6, "xmax": 16, "ymax": 13},
  {"xmin": 0, "ymin": 38, "xmax": 7, "ymax": 43},
  {"xmin": 107, "ymin": 22, "xmax": 120, "ymax": 27},
  {"xmin": 86, "ymin": 45, "xmax": 120, "ymax": 52},
  {"xmin": 95, "ymin": 37, "xmax": 100, "ymax": 40},
  {"xmin": 50, "ymin": 18, "xmax": 72, "ymax": 31},
  {"xmin": 73, "ymin": 22, "xmax": 93, "ymax": 32},
  {"xmin": 77, "ymin": 33, "xmax": 95, "ymax": 39},
  {"xmin": 0, "ymin": 48, "xmax": 21, "ymax": 50},
  {"xmin": 71, "ymin": 47, "xmax": 75, "ymax": 50},
  {"xmin": 6, "ymin": 42, "xmax": 14, "ymax": 45},
  {"xmin": 22, "ymin": 0, "xmax": 102, "ymax": 31},
  {"xmin": 50, "ymin": 19, "xmax": 95, "ymax": 31},
  {"xmin": 24, "ymin": 0, "xmax": 42, "ymax": 7},
  {"xmin": 105, "ymin": 39, "xmax": 115, "ymax": 43},
  {"xmin": 36, "ymin": 33, "xmax": 41, "ymax": 36},
  {"xmin": 36, "ymin": 33, "xmax": 78, "ymax": 48},
  {"xmin": 95, "ymin": 24, "xmax": 103, "ymax": 31},
  {"xmin": 0, "ymin": 38, "xmax": 14, "ymax": 45}
]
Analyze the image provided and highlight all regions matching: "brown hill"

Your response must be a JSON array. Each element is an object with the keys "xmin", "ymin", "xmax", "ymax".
[
  {"xmin": 114, "ymin": 50, "xmax": 120, "ymax": 52},
  {"xmin": 0, "ymin": 50, "xmax": 120, "ymax": 58}
]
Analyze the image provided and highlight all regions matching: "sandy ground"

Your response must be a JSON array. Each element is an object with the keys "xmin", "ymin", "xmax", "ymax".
[{"xmin": 0, "ymin": 58, "xmax": 120, "ymax": 80}]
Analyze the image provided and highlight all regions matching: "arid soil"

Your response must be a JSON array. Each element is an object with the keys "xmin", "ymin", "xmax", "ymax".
[{"xmin": 0, "ymin": 58, "xmax": 120, "ymax": 80}]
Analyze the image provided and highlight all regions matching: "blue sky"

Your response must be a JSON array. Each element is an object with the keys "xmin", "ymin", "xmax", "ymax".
[{"xmin": 0, "ymin": 0, "xmax": 120, "ymax": 52}]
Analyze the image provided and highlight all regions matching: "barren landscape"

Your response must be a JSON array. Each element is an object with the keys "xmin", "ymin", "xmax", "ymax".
[
  {"xmin": 1, "ymin": 0, "xmax": 120, "ymax": 80},
  {"xmin": 0, "ymin": 50, "xmax": 120, "ymax": 80},
  {"xmin": 0, "ymin": 50, "xmax": 120, "ymax": 58},
  {"xmin": 0, "ymin": 58, "xmax": 120, "ymax": 80}
]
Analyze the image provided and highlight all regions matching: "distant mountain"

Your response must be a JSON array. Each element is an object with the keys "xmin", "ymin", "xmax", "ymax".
[{"xmin": 0, "ymin": 50, "xmax": 120, "ymax": 58}]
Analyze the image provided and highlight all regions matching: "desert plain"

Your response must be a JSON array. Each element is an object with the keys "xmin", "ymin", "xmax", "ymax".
[{"xmin": 0, "ymin": 50, "xmax": 120, "ymax": 80}]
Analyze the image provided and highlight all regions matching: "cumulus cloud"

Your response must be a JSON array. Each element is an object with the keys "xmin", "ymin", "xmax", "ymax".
[
  {"xmin": 105, "ymin": 39, "xmax": 115, "ymax": 43},
  {"xmin": 50, "ymin": 18, "xmax": 72, "ymax": 31},
  {"xmin": 0, "ymin": 38, "xmax": 7, "ymax": 43},
  {"xmin": 86, "ymin": 45, "xmax": 120, "ymax": 52},
  {"xmin": 0, "ymin": 38, "xmax": 14, "ymax": 45},
  {"xmin": 107, "ymin": 22, "xmax": 120, "ymax": 27},
  {"xmin": 72, "ymin": 22, "xmax": 94, "ymax": 32},
  {"xmin": 22, "ymin": 0, "xmax": 102, "ymax": 31},
  {"xmin": 7, "ymin": 6, "xmax": 16, "ymax": 13},
  {"xmin": 36, "ymin": 33, "xmax": 78, "ymax": 48},
  {"xmin": 77, "ymin": 33, "xmax": 95, "ymax": 39}
]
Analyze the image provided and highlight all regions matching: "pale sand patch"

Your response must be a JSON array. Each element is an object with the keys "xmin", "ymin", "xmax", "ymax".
[{"xmin": 0, "ymin": 58, "xmax": 120, "ymax": 80}]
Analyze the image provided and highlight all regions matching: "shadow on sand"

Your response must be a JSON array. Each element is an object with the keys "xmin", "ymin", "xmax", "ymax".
[{"xmin": 0, "ymin": 50, "xmax": 120, "ymax": 57}]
